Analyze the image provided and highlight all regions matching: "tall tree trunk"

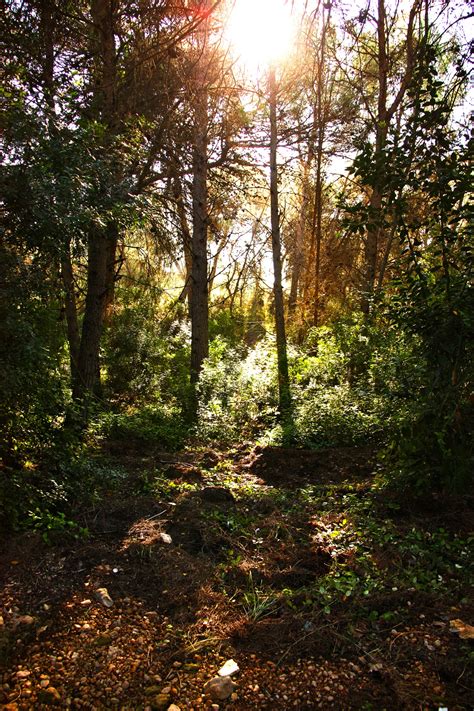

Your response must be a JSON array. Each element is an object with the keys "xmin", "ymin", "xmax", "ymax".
[
  {"xmin": 312, "ymin": 3, "xmax": 331, "ymax": 328},
  {"xmin": 269, "ymin": 67, "xmax": 292, "ymax": 426},
  {"xmin": 361, "ymin": 0, "xmax": 388, "ymax": 315},
  {"xmin": 39, "ymin": 0, "xmax": 82, "ymax": 381},
  {"xmin": 190, "ymin": 88, "xmax": 209, "ymax": 386},
  {"xmin": 74, "ymin": 226, "xmax": 108, "ymax": 400},
  {"xmin": 288, "ymin": 194, "xmax": 306, "ymax": 316},
  {"xmin": 73, "ymin": 0, "xmax": 118, "ymax": 404},
  {"xmin": 103, "ymin": 222, "xmax": 119, "ymax": 323},
  {"xmin": 190, "ymin": 6, "xmax": 210, "ymax": 396},
  {"xmin": 61, "ymin": 250, "xmax": 80, "ymax": 384},
  {"xmin": 173, "ymin": 174, "xmax": 193, "ymax": 311}
]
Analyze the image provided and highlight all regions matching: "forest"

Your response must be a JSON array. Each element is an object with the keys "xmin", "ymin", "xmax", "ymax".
[{"xmin": 1, "ymin": 0, "xmax": 473, "ymax": 708}]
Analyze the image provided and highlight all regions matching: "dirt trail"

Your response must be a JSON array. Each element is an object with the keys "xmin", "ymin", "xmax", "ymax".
[{"xmin": 1, "ymin": 445, "xmax": 473, "ymax": 709}]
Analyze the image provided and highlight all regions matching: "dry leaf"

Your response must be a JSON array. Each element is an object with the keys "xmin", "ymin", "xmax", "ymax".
[{"xmin": 450, "ymin": 619, "xmax": 474, "ymax": 639}]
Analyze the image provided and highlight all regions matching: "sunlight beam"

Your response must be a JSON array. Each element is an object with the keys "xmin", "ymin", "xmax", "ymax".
[{"xmin": 223, "ymin": 0, "xmax": 297, "ymax": 75}]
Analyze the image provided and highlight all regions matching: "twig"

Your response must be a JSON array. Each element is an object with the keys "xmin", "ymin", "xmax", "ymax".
[{"xmin": 145, "ymin": 509, "xmax": 168, "ymax": 521}]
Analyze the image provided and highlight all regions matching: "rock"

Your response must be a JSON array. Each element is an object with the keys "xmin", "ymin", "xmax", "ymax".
[
  {"xmin": 145, "ymin": 686, "xmax": 162, "ymax": 696},
  {"xmin": 152, "ymin": 693, "xmax": 171, "ymax": 710},
  {"xmin": 94, "ymin": 634, "xmax": 112, "ymax": 647},
  {"xmin": 17, "ymin": 615, "xmax": 35, "ymax": 626},
  {"xmin": 218, "ymin": 659, "xmax": 239, "ymax": 677},
  {"xmin": 204, "ymin": 676, "xmax": 236, "ymax": 701},
  {"xmin": 37, "ymin": 686, "xmax": 61, "ymax": 705},
  {"xmin": 16, "ymin": 670, "xmax": 31, "ymax": 679},
  {"xmin": 167, "ymin": 705, "xmax": 181, "ymax": 711},
  {"xmin": 95, "ymin": 588, "xmax": 113, "ymax": 608},
  {"xmin": 200, "ymin": 488, "xmax": 236, "ymax": 505},
  {"xmin": 159, "ymin": 533, "xmax": 172, "ymax": 545}
]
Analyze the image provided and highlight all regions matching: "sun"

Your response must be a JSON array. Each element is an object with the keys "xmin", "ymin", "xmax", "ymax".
[{"xmin": 223, "ymin": 0, "xmax": 297, "ymax": 75}]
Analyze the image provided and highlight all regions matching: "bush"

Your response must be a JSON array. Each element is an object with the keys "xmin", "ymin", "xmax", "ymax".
[
  {"xmin": 197, "ymin": 337, "xmax": 278, "ymax": 442},
  {"xmin": 196, "ymin": 319, "xmax": 423, "ymax": 449},
  {"xmin": 102, "ymin": 290, "xmax": 191, "ymax": 409},
  {"xmin": 0, "ymin": 452, "xmax": 128, "ymax": 533},
  {"xmin": 95, "ymin": 402, "xmax": 187, "ymax": 451},
  {"xmin": 0, "ymin": 248, "xmax": 70, "ymax": 470}
]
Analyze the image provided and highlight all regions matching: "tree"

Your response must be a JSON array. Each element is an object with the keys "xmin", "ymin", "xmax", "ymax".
[
  {"xmin": 341, "ymin": 0, "xmax": 424, "ymax": 313},
  {"xmin": 269, "ymin": 66, "xmax": 292, "ymax": 426}
]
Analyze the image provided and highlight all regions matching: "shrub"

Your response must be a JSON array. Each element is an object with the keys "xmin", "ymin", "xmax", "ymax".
[{"xmin": 197, "ymin": 337, "xmax": 278, "ymax": 442}]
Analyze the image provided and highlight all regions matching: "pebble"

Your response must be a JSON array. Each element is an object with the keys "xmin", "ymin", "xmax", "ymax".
[
  {"xmin": 204, "ymin": 676, "xmax": 236, "ymax": 701},
  {"xmin": 218, "ymin": 659, "xmax": 239, "ymax": 677},
  {"xmin": 38, "ymin": 686, "xmax": 61, "ymax": 704},
  {"xmin": 95, "ymin": 588, "xmax": 114, "ymax": 608}
]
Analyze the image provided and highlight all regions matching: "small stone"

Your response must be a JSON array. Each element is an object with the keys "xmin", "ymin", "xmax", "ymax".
[
  {"xmin": 38, "ymin": 686, "xmax": 61, "ymax": 704},
  {"xmin": 95, "ymin": 588, "xmax": 113, "ymax": 608},
  {"xmin": 167, "ymin": 705, "xmax": 181, "ymax": 711},
  {"xmin": 16, "ymin": 671, "xmax": 31, "ymax": 679},
  {"xmin": 40, "ymin": 679, "xmax": 50, "ymax": 688},
  {"xmin": 204, "ymin": 676, "xmax": 236, "ymax": 701},
  {"xmin": 152, "ymin": 694, "xmax": 171, "ymax": 710},
  {"xmin": 145, "ymin": 686, "xmax": 162, "ymax": 696},
  {"xmin": 218, "ymin": 659, "xmax": 239, "ymax": 677},
  {"xmin": 159, "ymin": 533, "xmax": 172, "ymax": 545},
  {"xmin": 17, "ymin": 616, "xmax": 35, "ymax": 626},
  {"xmin": 94, "ymin": 634, "xmax": 112, "ymax": 647},
  {"xmin": 80, "ymin": 600, "xmax": 92, "ymax": 606}
]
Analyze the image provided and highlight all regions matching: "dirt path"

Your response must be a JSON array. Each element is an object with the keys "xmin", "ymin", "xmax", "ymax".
[{"xmin": 1, "ymin": 445, "xmax": 473, "ymax": 709}]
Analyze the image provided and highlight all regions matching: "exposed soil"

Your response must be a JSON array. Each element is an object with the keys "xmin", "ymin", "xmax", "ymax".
[{"xmin": 1, "ymin": 444, "xmax": 473, "ymax": 710}]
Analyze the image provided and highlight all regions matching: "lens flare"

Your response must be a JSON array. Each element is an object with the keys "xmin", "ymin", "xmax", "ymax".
[{"xmin": 224, "ymin": 0, "xmax": 297, "ymax": 74}]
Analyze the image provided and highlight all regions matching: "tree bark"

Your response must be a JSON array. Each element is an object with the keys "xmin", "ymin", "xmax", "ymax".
[
  {"xmin": 312, "ymin": 3, "xmax": 331, "ymax": 328},
  {"xmin": 73, "ymin": 0, "xmax": 118, "ymax": 404},
  {"xmin": 361, "ymin": 0, "xmax": 388, "ymax": 315},
  {"xmin": 269, "ymin": 67, "xmax": 292, "ymax": 426},
  {"xmin": 288, "ymin": 202, "xmax": 305, "ymax": 316},
  {"xmin": 173, "ymin": 174, "xmax": 193, "ymax": 311},
  {"xmin": 74, "ymin": 226, "xmax": 108, "ymax": 400},
  {"xmin": 61, "ymin": 250, "xmax": 81, "ymax": 384},
  {"xmin": 190, "ymin": 7, "xmax": 210, "ymax": 393},
  {"xmin": 103, "ymin": 222, "xmax": 119, "ymax": 323}
]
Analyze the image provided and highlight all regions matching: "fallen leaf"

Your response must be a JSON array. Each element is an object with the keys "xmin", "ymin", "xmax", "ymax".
[{"xmin": 450, "ymin": 619, "xmax": 474, "ymax": 639}]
